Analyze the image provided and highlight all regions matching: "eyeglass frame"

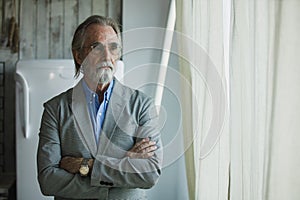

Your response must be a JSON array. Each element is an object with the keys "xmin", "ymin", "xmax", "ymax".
[{"xmin": 81, "ymin": 41, "xmax": 122, "ymax": 58}]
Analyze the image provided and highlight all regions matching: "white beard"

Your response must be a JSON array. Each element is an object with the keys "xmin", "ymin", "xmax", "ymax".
[
  {"xmin": 82, "ymin": 61, "xmax": 115, "ymax": 85},
  {"xmin": 96, "ymin": 67, "xmax": 113, "ymax": 84}
]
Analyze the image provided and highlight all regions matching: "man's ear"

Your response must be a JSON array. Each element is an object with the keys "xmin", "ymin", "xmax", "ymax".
[{"xmin": 72, "ymin": 50, "xmax": 83, "ymax": 66}]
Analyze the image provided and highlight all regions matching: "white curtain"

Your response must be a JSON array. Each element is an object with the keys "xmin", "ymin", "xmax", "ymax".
[
  {"xmin": 230, "ymin": 0, "xmax": 300, "ymax": 199},
  {"xmin": 176, "ymin": 0, "xmax": 230, "ymax": 199},
  {"xmin": 176, "ymin": 0, "xmax": 300, "ymax": 199}
]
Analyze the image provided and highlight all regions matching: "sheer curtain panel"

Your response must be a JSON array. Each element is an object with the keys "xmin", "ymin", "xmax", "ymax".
[
  {"xmin": 230, "ymin": 0, "xmax": 300, "ymax": 199},
  {"xmin": 176, "ymin": 0, "xmax": 230, "ymax": 199}
]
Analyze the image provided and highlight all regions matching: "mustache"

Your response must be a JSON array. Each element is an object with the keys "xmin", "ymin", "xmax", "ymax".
[{"xmin": 97, "ymin": 61, "xmax": 114, "ymax": 70}]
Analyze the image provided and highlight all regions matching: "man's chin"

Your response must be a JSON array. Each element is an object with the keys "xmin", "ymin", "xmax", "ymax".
[
  {"xmin": 98, "ymin": 75, "xmax": 113, "ymax": 85},
  {"xmin": 98, "ymin": 80, "xmax": 111, "ymax": 85}
]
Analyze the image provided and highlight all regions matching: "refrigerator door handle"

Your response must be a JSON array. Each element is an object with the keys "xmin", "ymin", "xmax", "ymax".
[{"xmin": 16, "ymin": 73, "xmax": 30, "ymax": 138}]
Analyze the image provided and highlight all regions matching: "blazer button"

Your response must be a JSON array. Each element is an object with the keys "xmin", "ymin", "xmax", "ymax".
[{"xmin": 100, "ymin": 181, "xmax": 113, "ymax": 186}]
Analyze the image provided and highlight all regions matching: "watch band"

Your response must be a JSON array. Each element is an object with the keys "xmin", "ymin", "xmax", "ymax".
[{"xmin": 81, "ymin": 158, "xmax": 89, "ymax": 166}]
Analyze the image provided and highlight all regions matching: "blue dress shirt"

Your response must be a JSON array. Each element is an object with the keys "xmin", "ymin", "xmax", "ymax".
[{"xmin": 82, "ymin": 79, "xmax": 115, "ymax": 144}]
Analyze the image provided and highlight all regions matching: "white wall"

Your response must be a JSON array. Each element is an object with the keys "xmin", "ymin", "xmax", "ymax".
[{"xmin": 122, "ymin": 0, "xmax": 189, "ymax": 200}]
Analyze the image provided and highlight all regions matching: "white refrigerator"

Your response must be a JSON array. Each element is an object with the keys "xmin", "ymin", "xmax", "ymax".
[{"xmin": 15, "ymin": 59, "xmax": 81, "ymax": 200}]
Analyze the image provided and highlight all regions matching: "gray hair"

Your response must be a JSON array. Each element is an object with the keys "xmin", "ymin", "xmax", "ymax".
[{"xmin": 71, "ymin": 15, "xmax": 121, "ymax": 78}]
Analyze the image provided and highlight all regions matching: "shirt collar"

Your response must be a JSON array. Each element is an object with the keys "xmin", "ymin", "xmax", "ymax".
[
  {"xmin": 104, "ymin": 79, "xmax": 114, "ymax": 102},
  {"xmin": 82, "ymin": 79, "xmax": 115, "ymax": 103}
]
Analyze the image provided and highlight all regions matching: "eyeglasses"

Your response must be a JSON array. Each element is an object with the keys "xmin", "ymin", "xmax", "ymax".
[{"xmin": 83, "ymin": 42, "xmax": 122, "ymax": 57}]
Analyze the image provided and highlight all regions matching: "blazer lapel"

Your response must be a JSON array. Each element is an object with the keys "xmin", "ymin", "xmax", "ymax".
[{"xmin": 71, "ymin": 79, "xmax": 97, "ymax": 156}]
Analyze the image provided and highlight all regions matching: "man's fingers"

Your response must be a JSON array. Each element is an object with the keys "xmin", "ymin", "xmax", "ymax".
[
  {"xmin": 133, "ymin": 138, "xmax": 150, "ymax": 149},
  {"xmin": 140, "ymin": 145, "xmax": 157, "ymax": 153},
  {"xmin": 126, "ymin": 138, "xmax": 158, "ymax": 159},
  {"xmin": 134, "ymin": 139, "xmax": 156, "ymax": 153}
]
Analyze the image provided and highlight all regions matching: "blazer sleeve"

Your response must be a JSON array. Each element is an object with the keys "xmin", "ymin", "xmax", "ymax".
[
  {"xmin": 37, "ymin": 98, "xmax": 107, "ymax": 199},
  {"xmin": 90, "ymin": 94, "xmax": 163, "ymax": 189}
]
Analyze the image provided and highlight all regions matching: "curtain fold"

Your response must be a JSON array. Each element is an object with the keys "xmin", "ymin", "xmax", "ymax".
[
  {"xmin": 176, "ymin": 0, "xmax": 229, "ymax": 199},
  {"xmin": 176, "ymin": 2, "xmax": 196, "ymax": 200},
  {"xmin": 230, "ymin": 0, "xmax": 300, "ymax": 199},
  {"xmin": 229, "ymin": 0, "xmax": 271, "ymax": 199},
  {"xmin": 265, "ymin": 1, "xmax": 300, "ymax": 199}
]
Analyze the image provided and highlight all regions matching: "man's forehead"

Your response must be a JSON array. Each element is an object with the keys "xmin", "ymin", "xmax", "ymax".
[{"xmin": 85, "ymin": 24, "xmax": 118, "ymax": 41}]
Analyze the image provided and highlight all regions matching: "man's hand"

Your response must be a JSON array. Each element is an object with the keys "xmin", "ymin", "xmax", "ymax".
[
  {"xmin": 60, "ymin": 156, "xmax": 83, "ymax": 174},
  {"xmin": 126, "ymin": 138, "xmax": 157, "ymax": 159},
  {"xmin": 60, "ymin": 157, "xmax": 94, "ymax": 174}
]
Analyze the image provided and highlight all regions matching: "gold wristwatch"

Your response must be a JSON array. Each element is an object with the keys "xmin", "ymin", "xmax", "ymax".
[{"xmin": 79, "ymin": 158, "xmax": 89, "ymax": 176}]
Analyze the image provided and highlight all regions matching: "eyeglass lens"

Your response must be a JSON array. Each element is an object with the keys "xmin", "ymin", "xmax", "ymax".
[{"xmin": 92, "ymin": 42, "xmax": 121, "ymax": 56}]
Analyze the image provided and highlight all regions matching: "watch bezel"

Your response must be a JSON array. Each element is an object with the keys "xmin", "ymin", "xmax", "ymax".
[{"xmin": 79, "ymin": 158, "xmax": 90, "ymax": 176}]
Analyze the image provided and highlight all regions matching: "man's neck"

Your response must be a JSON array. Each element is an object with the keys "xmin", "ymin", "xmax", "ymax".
[{"xmin": 84, "ymin": 78, "xmax": 111, "ymax": 103}]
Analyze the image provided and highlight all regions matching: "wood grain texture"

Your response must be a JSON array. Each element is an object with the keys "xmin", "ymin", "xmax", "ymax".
[
  {"xmin": 19, "ymin": 0, "xmax": 36, "ymax": 59},
  {"xmin": 17, "ymin": 0, "xmax": 121, "ymax": 59},
  {"xmin": 63, "ymin": 0, "xmax": 78, "ymax": 58},
  {"xmin": 49, "ymin": 0, "xmax": 64, "ymax": 58},
  {"xmin": 36, "ymin": 0, "xmax": 50, "ymax": 58},
  {"xmin": 92, "ymin": 0, "xmax": 106, "ymax": 16}
]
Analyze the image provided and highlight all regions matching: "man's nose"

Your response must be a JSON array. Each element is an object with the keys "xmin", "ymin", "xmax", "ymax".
[{"xmin": 102, "ymin": 46, "xmax": 111, "ymax": 60}]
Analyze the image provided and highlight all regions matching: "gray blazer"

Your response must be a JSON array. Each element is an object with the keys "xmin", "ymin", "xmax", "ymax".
[{"xmin": 37, "ymin": 78, "xmax": 162, "ymax": 200}]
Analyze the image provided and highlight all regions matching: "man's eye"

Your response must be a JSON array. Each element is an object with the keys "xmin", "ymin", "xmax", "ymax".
[
  {"xmin": 94, "ymin": 44, "xmax": 104, "ymax": 51},
  {"xmin": 109, "ymin": 43, "xmax": 119, "ymax": 50}
]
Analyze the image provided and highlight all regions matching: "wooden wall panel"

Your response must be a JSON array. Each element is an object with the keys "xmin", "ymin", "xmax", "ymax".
[
  {"xmin": 49, "ymin": 0, "xmax": 64, "ymax": 58},
  {"xmin": 92, "ymin": 0, "xmax": 107, "ymax": 16},
  {"xmin": 0, "ymin": 0, "xmax": 20, "ymax": 174},
  {"xmin": 108, "ymin": 0, "xmax": 122, "ymax": 22},
  {"xmin": 36, "ymin": 0, "xmax": 50, "ymax": 58},
  {"xmin": 18, "ymin": 0, "xmax": 121, "ymax": 60},
  {"xmin": 1, "ymin": 0, "xmax": 20, "ymax": 43},
  {"xmin": 0, "ymin": 2, "xmax": 2, "ymax": 39},
  {"xmin": 19, "ymin": 0, "xmax": 36, "ymax": 59},
  {"xmin": 0, "ymin": 50, "xmax": 18, "ymax": 173},
  {"xmin": 78, "ymin": 0, "xmax": 92, "ymax": 25},
  {"xmin": 63, "ymin": 0, "xmax": 78, "ymax": 58}
]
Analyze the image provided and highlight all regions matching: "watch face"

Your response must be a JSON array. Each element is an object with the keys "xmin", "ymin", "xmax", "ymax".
[{"xmin": 80, "ymin": 165, "xmax": 89, "ymax": 176}]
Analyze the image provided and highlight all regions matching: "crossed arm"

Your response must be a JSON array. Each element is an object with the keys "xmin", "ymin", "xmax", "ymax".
[{"xmin": 60, "ymin": 137, "xmax": 158, "ymax": 174}]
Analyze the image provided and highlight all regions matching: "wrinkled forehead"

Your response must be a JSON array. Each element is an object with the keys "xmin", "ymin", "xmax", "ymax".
[{"xmin": 84, "ymin": 24, "xmax": 120, "ymax": 44}]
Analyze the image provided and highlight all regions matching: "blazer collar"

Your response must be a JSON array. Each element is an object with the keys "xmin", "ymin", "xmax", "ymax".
[{"xmin": 71, "ymin": 79, "xmax": 98, "ymax": 156}]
